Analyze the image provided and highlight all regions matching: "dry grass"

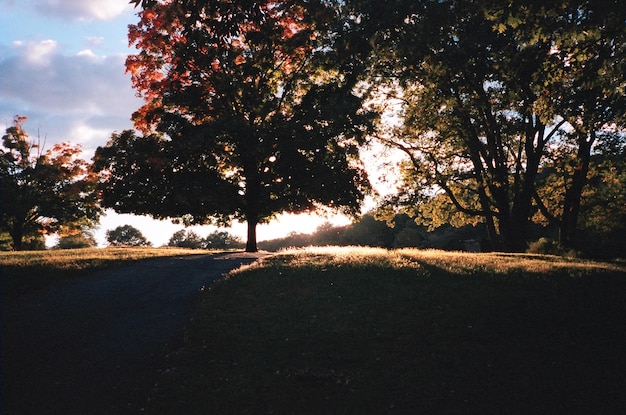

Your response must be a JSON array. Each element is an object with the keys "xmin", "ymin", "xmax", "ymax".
[{"xmin": 275, "ymin": 245, "xmax": 625, "ymax": 276}]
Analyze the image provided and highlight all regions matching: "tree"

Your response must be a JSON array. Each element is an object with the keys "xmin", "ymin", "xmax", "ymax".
[
  {"xmin": 203, "ymin": 230, "xmax": 244, "ymax": 250},
  {"xmin": 168, "ymin": 229, "xmax": 203, "ymax": 249},
  {"xmin": 534, "ymin": 131, "xmax": 626, "ymax": 257},
  {"xmin": 0, "ymin": 116, "xmax": 101, "ymax": 250},
  {"xmin": 105, "ymin": 225, "xmax": 151, "ymax": 247},
  {"xmin": 96, "ymin": 0, "xmax": 375, "ymax": 252},
  {"xmin": 361, "ymin": 0, "xmax": 625, "ymax": 251},
  {"xmin": 55, "ymin": 230, "xmax": 97, "ymax": 249},
  {"xmin": 491, "ymin": 0, "xmax": 626, "ymax": 247}
]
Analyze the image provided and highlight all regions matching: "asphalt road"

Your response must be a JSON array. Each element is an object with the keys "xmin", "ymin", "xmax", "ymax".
[{"xmin": 1, "ymin": 252, "xmax": 267, "ymax": 415}]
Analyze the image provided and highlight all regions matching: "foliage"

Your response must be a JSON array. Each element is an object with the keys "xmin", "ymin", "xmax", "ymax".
[
  {"xmin": 259, "ymin": 213, "xmax": 486, "ymax": 252},
  {"xmin": 527, "ymin": 237, "xmax": 567, "ymax": 256},
  {"xmin": 168, "ymin": 229, "xmax": 204, "ymax": 249},
  {"xmin": 358, "ymin": 0, "xmax": 625, "ymax": 252},
  {"xmin": 55, "ymin": 231, "xmax": 97, "ymax": 249},
  {"xmin": 105, "ymin": 225, "xmax": 151, "ymax": 247},
  {"xmin": 203, "ymin": 230, "xmax": 245, "ymax": 250},
  {"xmin": 168, "ymin": 228, "xmax": 246, "ymax": 250},
  {"xmin": 534, "ymin": 131, "xmax": 626, "ymax": 258},
  {"xmin": 0, "ymin": 116, "xmax": 101, "ymax": 250},
  {"xmin": 146, "ymin": 247, "xmax": 626, "ymax": 414},
  {"xmin": 0, "ymin": 232, "xmax": 12, "ymax": 251},
  {"xmin": 98, "ymin": 0, "xmax": 377, "ymax": 252}
]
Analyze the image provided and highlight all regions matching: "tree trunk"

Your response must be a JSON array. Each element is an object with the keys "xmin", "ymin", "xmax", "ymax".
[
  {"xmin": 246, "ymin": 219, "xmax": 258, "ymax": 253},
  {"xmin": 10, "ymin": 221, "xmax": 24, "ymax": 251},
  {"xmin": 560, "ymin": 132, "xmax": 594, "ymax": 249}
]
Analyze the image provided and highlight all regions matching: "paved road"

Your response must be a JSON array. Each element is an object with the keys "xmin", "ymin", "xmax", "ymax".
[{"xmin": 1, "ymin": 252, "xmax": 267, "ymax": 415}]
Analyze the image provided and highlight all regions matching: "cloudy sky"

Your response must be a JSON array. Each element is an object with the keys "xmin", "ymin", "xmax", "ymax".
[{"xmin": 0, "ymin": 0, "xmax": 356, "ymax": 246}]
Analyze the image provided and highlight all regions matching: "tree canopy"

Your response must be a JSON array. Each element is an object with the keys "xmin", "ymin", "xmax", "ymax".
[
  {"xmin": 362, "ymin": 0, "xmax": 626, "ymax": 252},
  {"xmin": 96, "ymin": 0, "xmax": 376, "ymax": 252},
  {"xmin": 0, "ymin": 116, "xmax": 101, "ymax": 250},
  {"xmin": 105, "ymin": 225, "xmax": 151, "ymax": 247}
]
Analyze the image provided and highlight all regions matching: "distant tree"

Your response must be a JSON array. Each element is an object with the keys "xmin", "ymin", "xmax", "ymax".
[
  {"xmin": 95, "ymin": 0, "xmax": 375, "ymax": 252},
  {"xmin": 309, "ymin": 222, "xmax": 346, "ymax": 246},
  {"xmin": 0, "ymin": 116, "xmax": 101, "ymax": 250},
  {"xmin": 168, "ymin": 229, "xmax": 203, "ymax": 249},
  {"xmin": 55, "ymin": 230, "xmax": 97, "ymax": 249},
  {"xmin": 105, "ymin": 225, "xmax": 151, "ymax": 247},
  {"xmin": 343, "ymin": 214, "xmax": 394, "ymax": 247},
  {"xmin": 203, "ymin": 231, "xmax": 245, "ymax": 250}
]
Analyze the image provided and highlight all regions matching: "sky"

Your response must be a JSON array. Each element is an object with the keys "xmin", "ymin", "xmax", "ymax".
[{"xmin": 0, "ymin": 0, "xmax": 378, "ymax": 247}]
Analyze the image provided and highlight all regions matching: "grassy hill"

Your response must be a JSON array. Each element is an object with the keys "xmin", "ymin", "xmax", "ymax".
[{"xmin": 145, "ymin": 247, "xmax": 626, "ymax": 414}]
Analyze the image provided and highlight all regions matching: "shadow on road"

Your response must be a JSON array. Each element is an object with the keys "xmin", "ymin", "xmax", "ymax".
[{"xmin": 1, "ymin": 251, "xmax": 269, "ymax": 415}]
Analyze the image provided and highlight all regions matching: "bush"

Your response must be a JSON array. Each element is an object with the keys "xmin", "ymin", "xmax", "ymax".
[
  {"xmin": 55, "ymin": 234, "xmax": 97, "ymax": 249},
  {"xmin": 527, "ymin": 237, "xmax": 578, "ymax": 257}
]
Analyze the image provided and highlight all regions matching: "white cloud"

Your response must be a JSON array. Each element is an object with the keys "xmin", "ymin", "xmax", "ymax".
[
  {"xmin": 35, "ymin": 0, "xmax": 133, "ymax": 21},
  {"xmin": 0, "ymin": 39, "xmax": 142, "ymax": 155},
  {"xmin": 77, "ymin": 49, "xmax": 98, "ymax": 58},
  {"xmin": 24, "ymin": 39, "xmax": 57, "ymax": 66},
  {"xmin": 66, "ymin": 122, "xmax": 111, "ymax": 145}
]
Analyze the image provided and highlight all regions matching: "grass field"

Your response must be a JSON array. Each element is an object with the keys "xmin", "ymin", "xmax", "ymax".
[
  {"xmin": 145, "ymin": 247, "xmax": 626, "ymax": 414},
  {"xmin": 0, "ymin": 247, "xmax": 216, "ymax": 299}
]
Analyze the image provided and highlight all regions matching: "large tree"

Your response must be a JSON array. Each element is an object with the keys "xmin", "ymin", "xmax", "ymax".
[
  {"xmin": 491, "ymin": 0, "xmax": 626, "ymax": 247},
  {"xmin": 0, "ymin": 116, "xmax": 101, "ymax": 250},
  {"xmin": 98, "ymin": 0, "xmax": 375, "ymax": 252},
  {"xmin": 362, "ymin": 0, "xmax": 625, "ymax": 251}
]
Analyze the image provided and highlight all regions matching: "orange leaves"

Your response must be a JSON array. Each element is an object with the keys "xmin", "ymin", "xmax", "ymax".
[
  {"xmin": 234, "ymin": 54, "xmax": 247, "ymax": 65},
  {"xmin": 125, "ymin": 55, "xmax": 141, "ymax": 77},
  {"xmin": 279, "ymin": 17, "xmax": 303, "ymax": 39},
  {"xmin": 126, "ymin": 0, "xmax": 325, "ymax": 132},
  {"xmin": 143, "ymin": 8, "xmax": 157, "ymax": 20}
]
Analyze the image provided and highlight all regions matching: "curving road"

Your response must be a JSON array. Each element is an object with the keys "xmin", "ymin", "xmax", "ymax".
[{"xmin": 1, "ymin": 252, "xmax": 268, "ymax": 415}]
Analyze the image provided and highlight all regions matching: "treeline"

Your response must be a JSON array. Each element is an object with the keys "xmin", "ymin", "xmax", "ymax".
[
  {"xmin": 259, "ymin": 214, "xmax": 489, "ymax": 253},
  {"xmin": 259, "ymin": 212, "xmax": 624, "ymax": 260}
]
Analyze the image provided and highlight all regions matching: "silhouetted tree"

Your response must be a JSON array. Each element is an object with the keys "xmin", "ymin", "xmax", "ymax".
[
  {"xmin": 106, "ymin": 225, "xmax": 151, "ymax": 247},
  {"xmin": 168, "ymin": 229, "xmax": 203, "ymax": 249},
  {"xmin": 97, "ymin": 0, "xmax": 375, "ymax": 252},
  {"xmin": 203, "ymin": 231, "xmax": 245, "ymax": 250}
]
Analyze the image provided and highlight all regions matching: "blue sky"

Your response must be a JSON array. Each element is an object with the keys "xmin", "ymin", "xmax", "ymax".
[
  {"xmin": 0, "ymin": 0, "xmax": 356, "ymax": 246},
  {"xmin": 0, "ymin": 0, "xmax": 140, "ymax": 157}
]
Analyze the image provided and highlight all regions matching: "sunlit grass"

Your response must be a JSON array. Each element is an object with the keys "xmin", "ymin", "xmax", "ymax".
[
  {"xmin": 274, "ymin": 245, "xmax": 624, "ymax": 276},
  {"xmin": 0, "ymin": 247, "xmax": 217, "ymax": 298},
  {"xmin": 147, "ymin": 246, "xmax": 626, "ymax": 414}
]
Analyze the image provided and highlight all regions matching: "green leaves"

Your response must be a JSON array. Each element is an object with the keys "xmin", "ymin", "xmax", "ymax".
[{"xmin": 358, "ymin": 0, "xmax": 625, "ymax": 252}]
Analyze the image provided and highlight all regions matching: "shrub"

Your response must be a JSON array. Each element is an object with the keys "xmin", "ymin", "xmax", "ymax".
[
  {"xmin": 527, "ymin": 237, "xmax": 578, "ymax": 257},
  {"xmin": 55, "ymin": 234, "xmax": 97, "ymax": 249}
]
